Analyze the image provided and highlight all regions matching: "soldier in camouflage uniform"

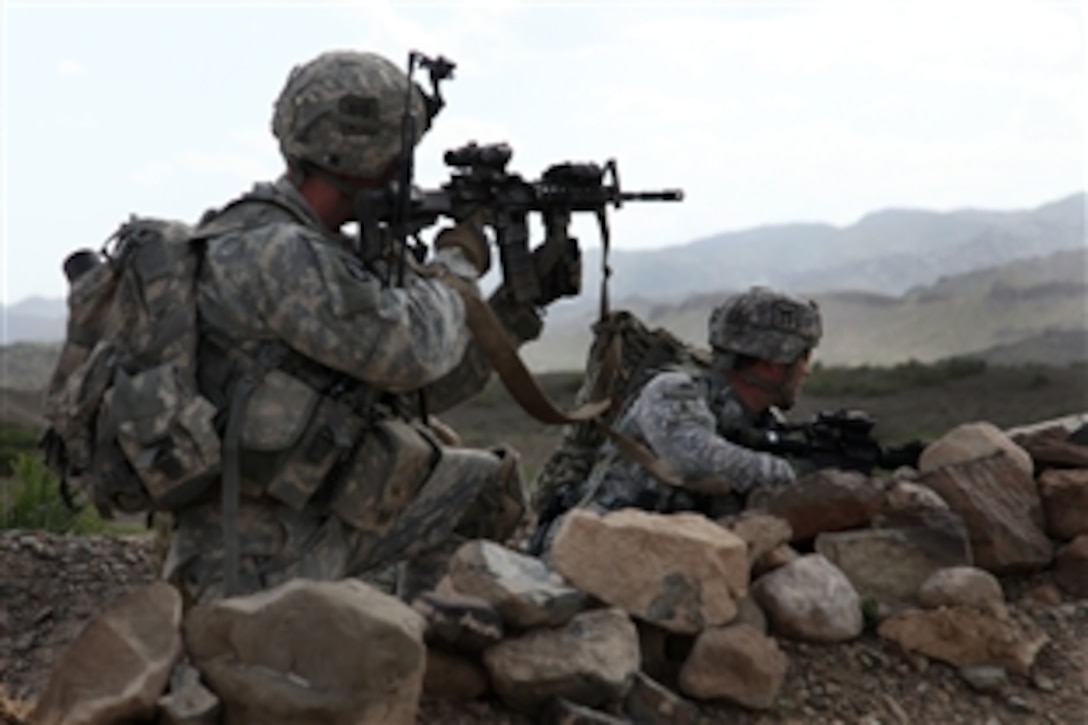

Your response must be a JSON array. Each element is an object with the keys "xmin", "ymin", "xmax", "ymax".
[
  {"xmin": 575, "ymin": 286, "xmax": 822, "ymax": 520},
  {"xmin": 162, "ymin": 50, "xmax": 540, "ymax": 605}
]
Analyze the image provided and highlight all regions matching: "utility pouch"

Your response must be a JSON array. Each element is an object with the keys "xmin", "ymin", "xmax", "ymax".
[
  {"xmin": 239, "ymin": 369, "xmax": 365, "ymax": 510},
  {"xmin": 108, "ymin": 363, "xmax": 221, "ymax": 509},
  {"xmin": 345, "ymin": 445, "xmax": 504, "ymax": 574},
  {"xmin": 329, "ymin": 419, "xmax": 441, "ymax": 534}
]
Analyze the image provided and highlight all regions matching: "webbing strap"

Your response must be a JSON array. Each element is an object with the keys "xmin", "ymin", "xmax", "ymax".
[
  {"xmin": 221, "ymin": 376, "xmax": 254, "ymax": 597},
  {"xmin": 429, "ymin": 267, "xmax": 715, "ymax": 492}
]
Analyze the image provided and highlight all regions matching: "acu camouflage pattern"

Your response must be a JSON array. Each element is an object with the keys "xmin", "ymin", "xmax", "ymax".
[
  {"xmin": 272, "ymin": 50, "xmax": 427, "ymax": 179},
  {"xmin": 708, "ymin": 286, "xmax": 822, "ymax": 364},
  {"xmin": 585, "ymin": 369, "xmax": 796, "ymax": 515},
  {"xmin": 531, "ymin": 310, "xmax": 711, "ymax": 511},
  {"xmin": 41, "ymin": 217, "xmax": 221, "ymax": 517},
  {"xmin": 164, "ymin": 177, "xmax": 528, "ymax": 603}
]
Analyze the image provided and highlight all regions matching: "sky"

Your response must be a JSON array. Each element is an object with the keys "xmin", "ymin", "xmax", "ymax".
[{"xmin": 2, "ymin": 1, "xmax": 1085, "ymax": 305}]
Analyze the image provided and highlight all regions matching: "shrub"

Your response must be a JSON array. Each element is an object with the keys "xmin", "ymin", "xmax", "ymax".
[
  {"xmin": 0, "ymin": 453, "xmax": 107, "ymax": 534},
  {"xmin": 0, "ymin": 424, "xmax": 40, "ymax": 477}
]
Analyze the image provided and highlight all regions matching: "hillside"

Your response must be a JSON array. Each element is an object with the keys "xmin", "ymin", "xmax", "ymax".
[
  {"xmin": 2, "ymin": 193, "xmax": 1082, "ymax": 347},
  {"xmin": 525, "ymin": 247, "xmax": 1088, "ymax": 372},
  {"xmin": 579, "ymin": 191, "xmax": 1085, "ymax": 302}
]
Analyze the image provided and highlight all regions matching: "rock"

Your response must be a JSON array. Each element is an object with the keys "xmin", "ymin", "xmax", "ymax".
[
  {"xmin": 916, "ymin": 566, "xmax": 1007, "ymax": 618},
  {"xmin": 732, "ymin": 595, "xmax": 768, "ymax": 635},
  {"xmin": 31, "ymin": 581, "xmax": 183, "ymax": 725},
  {"xmin": 1054, "ymin": 534, "xmax": 1088, "ymax": 598},
  {"xmin": 185, "ymin": 578, "xmax": 426, "ymax": 725},
  {"xmin": 1037, "ymin": 468, "xmax": 1088, "ymax": 540},
  {"xmin": 749, "ymin": 469, "xmax": 886, "ymax": 541},
  {"xmin": 877, "ymin": 606, "xmax": 1049, "ymax": 675},
  {"xmin": 482, "ymin": 607, "xmax": 640, "ymax": 714},
  {"xmin": 412, "ymin": 589, "xmax": 504, "ymax": 653},
  {"xmin": 752, "ymin": 543, "xmax": 800, "ymax": 577},
  {"xmin": 1011, "ymin": 422, "xmax": 1088, "ymax": 470},
  {"xmin": 677, "ymin": 624, "xmax": 788, "ymax": 710},
  {"xmin": 718, "ymin": 511, "xmax": 793, "ymax": 565},
  {"xmin": 623, "ymin": 671, "xmax": 701, "ymax": 724},
  {"xmin": 815, "ymin": 509, "xmax": 972, "ymax": 613},
  {"xmin": 552, "ymin": 508, "xmax": 748, "ymax": 634},
  {"xmin": 442, "ymin": 540, "xmax": 588, "ymax": 629},
  {"xmin": 919, "ymin": 421, "xmax": 1033, "ymax": 479},
  {"xmin": 958, "ymin": 665, "xmax": 1009, "ymax": 693},
  {"xmin": 751, "ymin": 554, "xmax": 863, "ymax": 643},
  {"xmin": 918, "ymin": 454, "xmax": 1053, "ymax": 572},
  {"xmin": 880, "ymin": 480, "xmax": 949, "ymax": 514},
  {"xmin": 158, "ymin": 660, "xmax": 221, "ymax": 725},
  {"xmin": 422, "ymin": 648, "xmax": 489, "ymax": 701}
]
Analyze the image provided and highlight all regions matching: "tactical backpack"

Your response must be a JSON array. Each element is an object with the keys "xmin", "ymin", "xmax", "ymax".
[
  {"xmin": 40, "ymin": 216, "xmax": 221, "ymax": 518},
  {"xmin": 529, "ymin": 309, "xmax": 712, "ymax": 514}
]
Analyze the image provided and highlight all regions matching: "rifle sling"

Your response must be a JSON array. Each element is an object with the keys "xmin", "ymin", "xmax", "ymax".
[{"xmin": 429, "ymin": 267, "xmax": 717, "ymax": 493}]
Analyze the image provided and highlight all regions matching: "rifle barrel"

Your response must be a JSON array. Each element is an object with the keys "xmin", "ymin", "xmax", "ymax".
[{"xmin": 621, "ymin": 189, "xmax": 684, "ymax": 202}]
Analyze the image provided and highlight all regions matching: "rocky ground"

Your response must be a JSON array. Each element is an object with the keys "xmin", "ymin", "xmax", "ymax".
[{"xmin": 1, "ymin": 528, "xmax": 1085, "ymax": 724}]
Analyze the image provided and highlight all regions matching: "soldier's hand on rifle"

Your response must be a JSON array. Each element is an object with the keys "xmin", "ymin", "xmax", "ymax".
[
  {"xmin": 434, "ymin": 220, "xmax": 491, "ymax": 276},
  {"xmin": 533, "ymin": 239, "xmax": 582, "ymax": 306}
]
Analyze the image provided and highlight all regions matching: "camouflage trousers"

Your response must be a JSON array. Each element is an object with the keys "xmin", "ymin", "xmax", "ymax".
[{"xmin": 162, "ymin": 444, "xmax": 528, "ymax": 606}]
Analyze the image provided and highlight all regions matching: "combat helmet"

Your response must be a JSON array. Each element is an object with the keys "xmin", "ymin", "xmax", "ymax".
[
  {"xmin": 272, "ymin": 50, "xmax": 426, "ymax": 179},
  {"xmin": 708, "ymin": 287, "xmax": 822, "ymax": 364}
]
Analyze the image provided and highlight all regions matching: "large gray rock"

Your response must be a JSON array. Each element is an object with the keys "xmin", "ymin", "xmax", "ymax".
[
  {"xmin": 919, "ymin": 455, "xmax": 1053, "ymax": 572},
  {"xmin": 751, "ymin": 554, "xmax": 863, "ymax": 643},
  {"xmin": 483, "ymin": 607, "xmax": 640, "ymax": 713},
  {"xmin": 815, "ymin": 509, "xmax": 972, "ymax": 613},
  {"xmin": 749, "ymin": 469, "xmax": 886, "ymax": 541},
  {"xmin": 185, "ymin": 578, "xmax": 426, "ymax": 725},
  {"xmin": 552, "ymin": 508, "xmax": 748, "ymax": 634},
  {"xmin": 442, "ymin": 539, "xmax": 588, "ymax": 628},
  {"xmin": 32, "ymin": 581, "xmax": 183, "ymax": 725},
  {"xmin": 920, "ymin": 421, "xmax": 1033, "ymax": 478}
]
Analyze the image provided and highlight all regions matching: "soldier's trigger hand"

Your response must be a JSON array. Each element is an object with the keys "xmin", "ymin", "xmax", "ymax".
[{"xmin": 434, "ymin": 222, "xmax": 491, "ymax": 276}]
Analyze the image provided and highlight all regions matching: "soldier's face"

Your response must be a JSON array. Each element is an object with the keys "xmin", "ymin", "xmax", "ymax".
[{"xmin": 777, "ymin": 349, "xmax": 813, "ymax": 409}]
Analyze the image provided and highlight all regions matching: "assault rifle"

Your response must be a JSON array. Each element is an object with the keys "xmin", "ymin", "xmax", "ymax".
[
  {"xmin": 361, "ymin": 141, "xmax": 684, "ymax": 305},
  {"xmin": 744, "ymin": 409, "xmax": 926, "ymax": 475}
]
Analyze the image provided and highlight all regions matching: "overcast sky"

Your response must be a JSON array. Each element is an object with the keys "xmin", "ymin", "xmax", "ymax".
[{"xmin": 2, "ymin": 1, "xmax": 1084, "ymax": 305}]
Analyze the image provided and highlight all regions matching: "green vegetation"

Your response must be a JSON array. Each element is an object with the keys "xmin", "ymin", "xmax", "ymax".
[
  {"xmin": 806, "ymin": 357, "xmax": 988, "ymax": 397},
  {"xmin": 0, "ymin": 424, "xmax": 40, "ymax": 477},
  {"xmin": 1, "ymin": 453, "xmax": 109, "ymax": 534}
]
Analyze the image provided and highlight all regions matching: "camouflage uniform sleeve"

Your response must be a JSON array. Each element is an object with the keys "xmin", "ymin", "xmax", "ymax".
[
  {"xmin": 629, "ymin": 371, "xmax": 796, "ymax": 495},
  {"xmin": 417, "ymin": 291, "xmax": 544, "ymax": 413},
  {"xmin": 200, "ymin": 224, "xmax": 478, "ymax": 392}
]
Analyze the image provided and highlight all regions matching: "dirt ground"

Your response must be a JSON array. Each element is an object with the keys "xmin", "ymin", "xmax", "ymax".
[
  {"xmin": 1, "ymin": 530, "xmax": 1085, "ymax": 724},
  {"xmin": 2, "ymin": 364, "xmax": 1086, "ymax": 722}
]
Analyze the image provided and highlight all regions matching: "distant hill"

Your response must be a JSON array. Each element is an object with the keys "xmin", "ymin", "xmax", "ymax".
[
  {"xmin": 1, "ymin": 297, "xmax": 65, "ymax": 345},
  {"xmin": 3, "ymin": 193, "xmax": 1082, "ymax": 346},
  {"xmin": 524, "ymin": 247, "xmax": 1088, "ymax": 372},
  {"xmin": 577, "ymin": 192, "xmax": 1085, "ymax": 303}
]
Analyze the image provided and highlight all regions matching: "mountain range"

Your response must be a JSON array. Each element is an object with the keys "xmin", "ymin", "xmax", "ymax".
[
  {"xmin": 575, "ymin": 191, "xmax": 1085, "ymax": 304},
  {"xmin": 1, "ymin": 193, "xmax": 1084, "ymax": 375}
]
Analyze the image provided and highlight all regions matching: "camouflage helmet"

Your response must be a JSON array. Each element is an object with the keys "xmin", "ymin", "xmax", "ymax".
[
  {"xmin": 272, "ymin": 50, "xmax": 426, "ymax": 179},
  {"xmin": 708, "ymin": 287, "xmax": 822, "ymax": 364}
]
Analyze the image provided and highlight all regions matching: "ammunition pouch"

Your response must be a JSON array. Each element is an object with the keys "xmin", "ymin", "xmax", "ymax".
[
  {"xmin": 102, "ymin": 362, "xmax": 221, "ymax": 512},
  {"xmin": 343, "ymin": 444, "xmax": 511, "ymax": 575},
  {"xmin": 238, "ymin": 368, "xmax": 366, "ymax": 510},
  {"xmin": 329, "ymin": 419, "xmax": 441, "ymax": 532}
]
